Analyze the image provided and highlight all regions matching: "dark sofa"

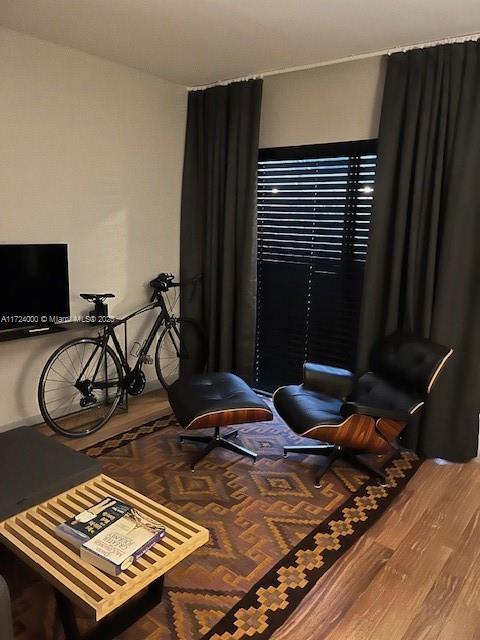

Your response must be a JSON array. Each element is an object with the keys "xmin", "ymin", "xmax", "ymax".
[
  {"xmin": 0, "ymin": 575, "xmax": 13, "ymax": 640},
  {"xmin": 0, "ymin": 424, "xmax": 102, "ymax": 638}
]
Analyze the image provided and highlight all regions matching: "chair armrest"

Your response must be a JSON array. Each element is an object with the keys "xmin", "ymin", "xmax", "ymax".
[
  {"xmin": 303, "ymin": 363, "xmax": 355, "ymax": 400},
  {"xmin": 341, "ymin": 402, "xmax": 410, "ymax": 422}
]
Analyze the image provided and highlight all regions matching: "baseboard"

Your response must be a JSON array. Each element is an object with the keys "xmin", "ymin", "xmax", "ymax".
[
  {"xmin": 0, "ymin": 378, "xmax": 164, "ymax": 434},
  {"xmin": 0, "ymin": 415, "xmax": 42, "ymax": 433}
]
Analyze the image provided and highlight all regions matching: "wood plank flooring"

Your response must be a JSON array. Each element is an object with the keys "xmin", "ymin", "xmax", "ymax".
[
  {"xmin": 36, "ymin": 389, "xmax": 171, "ymax": 450},
  {"xmin": 272, "ymin": 458, "xmax": 480, "ymax": 640},
  {"xmin": 36, "ymin": 391, "xmax": 480, "ymax": 638}
]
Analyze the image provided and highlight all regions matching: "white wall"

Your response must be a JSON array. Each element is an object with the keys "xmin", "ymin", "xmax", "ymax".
[
  {"xmin": 0, "ymin": 27, "xmax": 187, "ymax": 429},
  {"xmin": 260, "ymin": 56, "xmax": 386, "ymax": 148},
  {"xmin": 0, "ymin": 37, "xmax": 385, "ymax": 429}
]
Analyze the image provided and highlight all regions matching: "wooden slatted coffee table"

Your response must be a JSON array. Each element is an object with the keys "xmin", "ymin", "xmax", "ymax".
[{"xmin": 0, "ymin": 474, "xmax": 209, "ymax": 640}]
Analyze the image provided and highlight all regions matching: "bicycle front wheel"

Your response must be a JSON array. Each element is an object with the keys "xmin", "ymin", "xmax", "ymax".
[
  {"xmin": 38, "ymin": 338, "xmax": 123, "ymax": 438},
  {"xmin": 155, "ymin": 317, "xmax": 207, "ymax": 389}
]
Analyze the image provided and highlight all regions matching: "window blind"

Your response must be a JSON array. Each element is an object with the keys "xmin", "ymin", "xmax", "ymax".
[{"xmin": 254, "ymin": 140, "xmax": 377, "ymax": 392}]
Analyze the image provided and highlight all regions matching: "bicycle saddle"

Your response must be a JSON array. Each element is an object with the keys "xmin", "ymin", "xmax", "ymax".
[{"xmin": 80, "ymin": 293, "xmax": 115, "ymax": 302}]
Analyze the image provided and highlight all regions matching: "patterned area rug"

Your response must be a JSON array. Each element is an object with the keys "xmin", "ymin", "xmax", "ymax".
[{"xmin": 6, "ymin": 409, "xmax": 420, "ymax": 640}]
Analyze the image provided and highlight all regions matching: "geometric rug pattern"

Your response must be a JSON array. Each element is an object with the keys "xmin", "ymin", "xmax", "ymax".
[{"xmin": 7, "ymin": 408, "xmax": 420, "ymax": 640}]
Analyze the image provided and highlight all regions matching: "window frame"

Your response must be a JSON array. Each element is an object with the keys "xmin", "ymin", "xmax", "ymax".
[
  {"xmin": 254, "ymin": 138, "xmax": 378, "ymax": 393},
  {"xmin": 259, "ymin": 139, "xmax": 378, "ymax": 162}
]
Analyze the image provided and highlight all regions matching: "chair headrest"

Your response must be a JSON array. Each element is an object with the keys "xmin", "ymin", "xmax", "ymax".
[{"xmin": 370, "ymin": 331, "xmax": 453, "ymax": 394}]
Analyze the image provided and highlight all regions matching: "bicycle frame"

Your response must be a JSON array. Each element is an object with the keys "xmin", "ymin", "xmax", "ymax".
[
  {"xmin": 38, "ymin": 274, "xmax": 205, "ymax": 438},
  {"xmin": 76, "ymin": 290, "xmax": 181, "ymax": 391}
]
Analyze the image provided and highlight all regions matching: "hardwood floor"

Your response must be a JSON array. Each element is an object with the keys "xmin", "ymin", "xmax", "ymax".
[
  {"xmin": 36, "ymin": 392, "xmax": 480, "ymax": 638},
  {"xmin": 36, "ymin": 389, "xmax": 171, "ymax": 450},
  {"xmin": 272, "ymin": 458, "xmax": 480, "ymax": 640}
]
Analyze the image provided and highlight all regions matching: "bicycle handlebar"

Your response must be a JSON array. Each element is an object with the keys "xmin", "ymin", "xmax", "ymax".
[{"xmin": 149, "ymin": 272, "xmax": 199, "ymax": 301}]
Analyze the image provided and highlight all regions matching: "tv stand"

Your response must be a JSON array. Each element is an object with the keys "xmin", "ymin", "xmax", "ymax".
[{"xmin": 0, "ymin": 324, "xmax": 67, "ymax": 343}]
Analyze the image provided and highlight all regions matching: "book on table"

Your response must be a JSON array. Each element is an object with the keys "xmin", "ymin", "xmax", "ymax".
[
  {"xmin": 55, "ymin": 496, "xmax": 166, "ymax": 576},
  {"xmin": 56, "ymin": 496, "xmax": 131, "ymax": 548}
]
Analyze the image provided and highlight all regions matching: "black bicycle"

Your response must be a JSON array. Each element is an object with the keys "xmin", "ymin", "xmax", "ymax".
[{"xmin": 38, "ymin": 273, "xmax": 206, "ymax": 438}]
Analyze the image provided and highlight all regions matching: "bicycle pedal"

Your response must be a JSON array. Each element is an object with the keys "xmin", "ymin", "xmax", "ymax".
[{"xmin": 142, "ymin": 355, "xmax": 154, "ymax": 365}]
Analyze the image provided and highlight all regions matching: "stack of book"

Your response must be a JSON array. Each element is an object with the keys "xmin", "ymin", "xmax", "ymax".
[{"xmin": 56, "ymin": 496, "xmax": 166, "ymax": 575}]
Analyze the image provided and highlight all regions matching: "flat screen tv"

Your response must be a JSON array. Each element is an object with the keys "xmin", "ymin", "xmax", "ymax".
[{"xmin": 1, "ymin": 244, "xmax": 70, "ymax": 330}]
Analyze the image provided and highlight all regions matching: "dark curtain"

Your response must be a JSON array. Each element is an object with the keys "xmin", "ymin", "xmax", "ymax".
[
  {"xmin": 180, "ymin": 79, "xmax": 263, "ymax": 381},
  {"xmin": 358, "ymin": 42, "xmax": 480, "ymax": 462}
]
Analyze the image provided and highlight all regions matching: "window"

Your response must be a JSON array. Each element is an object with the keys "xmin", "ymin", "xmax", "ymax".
[{"xmin": 254, "ymin": 140, "xmax": 377, "ymax": 392}]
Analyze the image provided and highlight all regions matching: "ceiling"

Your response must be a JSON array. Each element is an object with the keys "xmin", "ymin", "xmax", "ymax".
[{"xmin": 1, "ymin": 0, "xmax": 480, "ymax": 86}]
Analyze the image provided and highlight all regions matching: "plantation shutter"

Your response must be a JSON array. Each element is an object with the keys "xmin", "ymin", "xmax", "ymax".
[{"xmin": 254, "ymin": 140, "xmax": 377, "ymax": 392}]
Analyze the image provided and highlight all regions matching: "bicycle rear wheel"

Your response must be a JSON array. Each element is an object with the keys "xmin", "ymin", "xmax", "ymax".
[
  {"xmin": 38, "ymin": 338, "xmax": 123, "ymax": 438},
  {"xmin": 155, "ymin": 317, "xmax": 206, "ymax": 389}
]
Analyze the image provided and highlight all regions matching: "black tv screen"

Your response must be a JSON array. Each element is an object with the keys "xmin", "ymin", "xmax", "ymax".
[{"xmin": 1, "ymin": 244, "xmax": 70, "ymax": 329}]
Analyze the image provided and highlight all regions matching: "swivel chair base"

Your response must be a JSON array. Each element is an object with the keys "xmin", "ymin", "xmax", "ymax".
[
  {"xmin": 283, "ymin": 444, "xmax": 387, "ymax": 489},
  {"xmin": 181, "ymin": 426, "xmax": 257, "ymax": 470}
]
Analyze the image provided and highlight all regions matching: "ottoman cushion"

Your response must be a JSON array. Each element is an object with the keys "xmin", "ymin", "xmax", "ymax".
[{"xmin": 168, "ymin": 372, "xmax": 273, "ymax": 430}]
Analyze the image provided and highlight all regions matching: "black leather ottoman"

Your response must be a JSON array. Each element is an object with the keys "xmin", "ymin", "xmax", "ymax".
[{"xmin": 168, "ymin": 372, "xmax": 273, "ymax": 469}]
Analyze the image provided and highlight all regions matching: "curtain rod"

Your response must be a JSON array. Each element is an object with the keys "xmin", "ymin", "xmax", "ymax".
[{"xmin": 188, "ymin": 31, "xmax": 480, "ymax": 91}]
